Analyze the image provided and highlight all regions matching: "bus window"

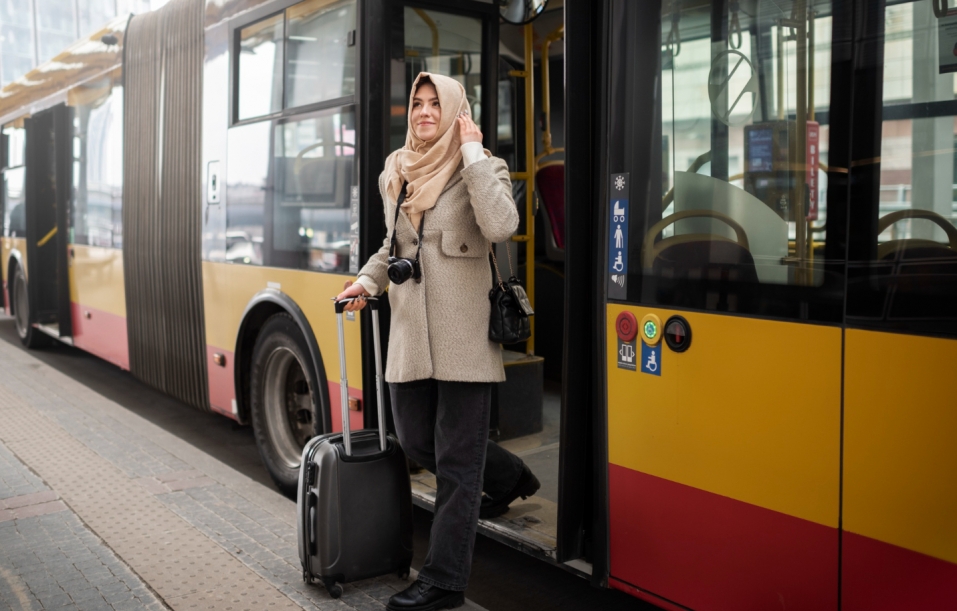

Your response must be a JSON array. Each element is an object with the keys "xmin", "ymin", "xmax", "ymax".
[
  {"xmin": 615, "ymin": 0, "xmax": 843, "ymax": 320},
  {"xmin": 847, "ymin": 1, "xmax": 957, "ymax": 335},
  {"xmin": 390, "ymin": 7, "xmax": 483, "ymax": 151},
  {"xmin": 271, "ymin": 106, "xmax": 355, "ymax": 272},
  {"xmin": 285, "ymin": 0, "xmax": 357, "ymax": 109},
  {"xmin": 2, "ymin": 124, "xmax": 25, "ymax": 238},
  {"xmin": 237, "ymin": 13, "xmax": 284, "ymax": 122}
]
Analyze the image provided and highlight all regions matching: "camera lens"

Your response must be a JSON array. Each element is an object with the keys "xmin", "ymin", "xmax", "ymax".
[{"xmin": 388, "ymin": 258, "xmax": 415, "ymax": 284}]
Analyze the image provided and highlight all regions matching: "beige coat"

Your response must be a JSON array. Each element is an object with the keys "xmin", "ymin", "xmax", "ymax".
[{"xmin": 359, "ymin": 154, "xmax": 519, "ymax": 383}]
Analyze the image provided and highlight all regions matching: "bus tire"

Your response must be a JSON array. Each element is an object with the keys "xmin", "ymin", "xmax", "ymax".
[
  {"xmin": 250, "ymin": 312, "xmax": 322, "ymax": 497},
  {"xmin": 11, "ymin": 265, "xmax": 50, "ymax": 349}
]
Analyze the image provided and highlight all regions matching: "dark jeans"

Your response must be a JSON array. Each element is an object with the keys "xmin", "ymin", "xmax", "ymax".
[{"xmin": 389, "ymin": 378, "xmax": 524, "ymax": 591}]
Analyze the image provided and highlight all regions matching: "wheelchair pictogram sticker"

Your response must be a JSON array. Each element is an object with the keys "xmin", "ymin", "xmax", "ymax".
[
  {"xmin": 708, "ymin": 50, "xmax": 758, "ymax": 127},
  {"xmin": 640, "ymin": 342, "xmax": 662, "ymax": 376}
]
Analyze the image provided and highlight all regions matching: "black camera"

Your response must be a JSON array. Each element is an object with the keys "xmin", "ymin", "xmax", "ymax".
[{"xmin": 387, "ymin": 256, "xmax": 421, "ymax": 284}]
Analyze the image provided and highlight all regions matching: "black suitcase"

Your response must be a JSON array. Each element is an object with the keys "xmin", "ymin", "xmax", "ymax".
[{"xmin": 298, "ymin": 297, "xmax": 413, "ymax": 598}]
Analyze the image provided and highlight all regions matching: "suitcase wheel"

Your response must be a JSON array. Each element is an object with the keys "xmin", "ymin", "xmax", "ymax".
[
  {"xmin": 322, "ymin": 577, "xmax": 342, "ymax": 599},
  {"xmin": 397, "ymin": 565, "xmax": 411, "ymax": 580}
]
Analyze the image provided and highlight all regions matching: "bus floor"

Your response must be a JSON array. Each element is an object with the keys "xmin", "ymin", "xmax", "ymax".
[{"xmin": 410, "ymin": 380, "xmax": 561, "ymax": 560}]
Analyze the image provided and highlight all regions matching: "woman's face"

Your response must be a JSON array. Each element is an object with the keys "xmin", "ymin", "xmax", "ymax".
[{"xmin": 411, "ymin": 82, "xmax": 441, "ymax": 141}]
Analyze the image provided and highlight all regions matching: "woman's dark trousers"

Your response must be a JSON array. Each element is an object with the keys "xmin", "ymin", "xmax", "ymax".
[{"xmin": 389, "ymin": 378, "xmax": 524, "ymax": 592}]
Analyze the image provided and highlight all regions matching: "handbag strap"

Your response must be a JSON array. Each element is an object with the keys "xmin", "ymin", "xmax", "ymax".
[{"xmin": 488, "ymin": 241, "xmax": 515, "ymax": 287}]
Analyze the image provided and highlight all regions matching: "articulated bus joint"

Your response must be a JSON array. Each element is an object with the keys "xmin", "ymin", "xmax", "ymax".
[{"xmin": 234, "ymin": 289, "xmax": 331, "ymax": 432}]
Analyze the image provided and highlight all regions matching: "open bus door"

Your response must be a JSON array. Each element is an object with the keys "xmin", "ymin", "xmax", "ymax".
[
  {"xmin": 22, "ymin": 103, "xmax": 73, "ymax": 346},
  {"xmin": 376, "ymin": 0, "xmax": 602, "ymax": 574}
]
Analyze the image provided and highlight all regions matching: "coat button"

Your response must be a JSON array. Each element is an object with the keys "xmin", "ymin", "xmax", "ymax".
[
  {"xmin": 412, "ymin": 238, "xmax": 418, "ymax": 246},
  {"xmin": 460, "ymin": 244, "xmax": 468, "ymax": 253}
]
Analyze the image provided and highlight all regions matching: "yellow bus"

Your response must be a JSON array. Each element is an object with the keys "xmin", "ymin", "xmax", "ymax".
[{"xmin": 2, "ymin": 0, "xmax": 955, "ymax": 609}]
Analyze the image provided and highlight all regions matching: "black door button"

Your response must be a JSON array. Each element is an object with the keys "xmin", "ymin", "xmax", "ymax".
[{"xmin": 664, "ymin": 316, "xmax": 691, "ymax": 352}]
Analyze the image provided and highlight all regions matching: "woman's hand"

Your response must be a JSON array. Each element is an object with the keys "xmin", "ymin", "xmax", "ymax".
[
  {"xmin": 457, "ymin": 113, "xmax": 482, "ymax": 145},
  {"xmin": 336, "ymin": 281, "xmax": 370, "ymax": 312}
]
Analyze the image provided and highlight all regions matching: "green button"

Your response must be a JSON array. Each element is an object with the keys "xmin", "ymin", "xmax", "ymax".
[{"xmin": 643, "ymin": 320, "xmax": 657, "ymax": 339}]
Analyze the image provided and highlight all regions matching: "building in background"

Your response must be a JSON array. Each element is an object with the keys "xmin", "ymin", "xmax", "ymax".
[{"xmin": 0, "ymin": 0, "xmax": 167, "ymax": 87}]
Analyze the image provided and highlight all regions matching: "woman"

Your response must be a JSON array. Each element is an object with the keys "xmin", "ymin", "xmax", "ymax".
[{"xmin": 336, "ymin": 72, "xmax": 539, "ymax": 611}]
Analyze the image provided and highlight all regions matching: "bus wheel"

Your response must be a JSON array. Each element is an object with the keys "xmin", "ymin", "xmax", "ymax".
[
  {"xmin": 250, "ymin": 313, "xmax": 321, "ymax": 497},
  {"xmin": 12, "ymin": 265, "xmax": 49, "ymax": 349}
]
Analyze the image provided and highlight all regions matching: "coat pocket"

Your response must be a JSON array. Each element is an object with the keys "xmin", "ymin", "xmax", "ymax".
[{"xmin": 440, "ymin": 230, "xmax": 486, "ymax": 258}]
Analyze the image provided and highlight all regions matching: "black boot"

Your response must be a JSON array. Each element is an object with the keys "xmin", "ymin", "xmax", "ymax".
[
  {"xmin": 386, "ymin": 580, "xmax": 465, "ymax": 611},
  {"xmin": 479, "ymin": 464, "xmax": 540, "ymax": 519}
]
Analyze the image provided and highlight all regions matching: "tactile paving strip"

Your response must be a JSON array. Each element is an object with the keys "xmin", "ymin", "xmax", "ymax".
[{"xmin": 0, "ymin": 386, "xmax": 300, "ymax": 611}]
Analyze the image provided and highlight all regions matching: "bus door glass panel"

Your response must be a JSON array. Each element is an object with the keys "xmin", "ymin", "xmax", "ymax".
[
  {"xmin": 651, "ymin": 1, "xmax": 839, "ymax": 312},
  {"xmin": 271, "ymin": 106, "xmax": 355, "ymax": 272},
  {"xmin": 846, "ymin": 1, "xmax": 957, "ymax": 334},
  {"xmin": 605, "ymin": 2, "xmax": 845, "ymax": 610},
  {"xmin": 71, "ymin": 76, "xmax": 123, "ymax": 249},
  {"xmin": 842, "ymin": 4, "xmax": 957, "ymax": 609},
  {"xmin": 390, "ymin": 7, "xmax": 483, "ymax": 151},
  {"xmin": 3, "ymin": 125, "xmax": 26, "ymax": 238}
]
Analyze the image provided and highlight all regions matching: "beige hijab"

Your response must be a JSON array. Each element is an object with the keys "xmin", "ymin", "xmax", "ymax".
[{"xmin": 385, "ymin": 72, "xmax": 484, "ymax": 230}]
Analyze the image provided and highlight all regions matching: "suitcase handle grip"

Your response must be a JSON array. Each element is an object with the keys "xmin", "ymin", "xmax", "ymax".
[{"xmin": 333, "ymin": 296, "xmax": 378, "ymax": 314}]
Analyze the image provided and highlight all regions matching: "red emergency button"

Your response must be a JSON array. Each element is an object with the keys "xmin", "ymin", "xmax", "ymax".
[
  {"xmin": 615, "ymin": 311, "xmax": 638, "ymax": 342},
  {"xmin": 664, "ymin": 316, "xmax": 692, "ymax": 353}
]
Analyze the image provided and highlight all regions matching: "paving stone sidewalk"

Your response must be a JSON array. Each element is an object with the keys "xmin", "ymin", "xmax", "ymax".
[{"xmin": 0, "ymin": 336, "xmax": 485, "ymax": 611}]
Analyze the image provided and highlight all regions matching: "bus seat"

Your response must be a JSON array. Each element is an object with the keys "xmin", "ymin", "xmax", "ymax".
[
  {"xmin": 642, "ymin": 210, "xmax": 759, "ymax": 284},
  {"xmin": 877, "ymin": 209, "xmax": 957, "ymax": 262},
  {"xmin": 536, "ymin": 162, "xmax": 565, "ymax": 262}
]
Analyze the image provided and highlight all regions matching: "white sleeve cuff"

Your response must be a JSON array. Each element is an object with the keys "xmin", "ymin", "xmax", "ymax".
[
  {"xmin": 460, "ymin": 142, "xmax": 486, "ymax": 168},
  {"xmin": 355, "ymin": 275, "xmax": 379, "ymax": 296}
]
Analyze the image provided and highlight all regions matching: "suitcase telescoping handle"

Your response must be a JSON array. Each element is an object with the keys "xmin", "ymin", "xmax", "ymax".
[{"xmin": 334, "ymin": 297, "xmax": 387, "ymax": 456}]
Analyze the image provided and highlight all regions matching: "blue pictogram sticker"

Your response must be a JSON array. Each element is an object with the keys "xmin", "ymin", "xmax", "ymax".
[
  {"xmin": 608, "ymin": 198, "xmax": 628, "ymax": 275},
  {"xmin": 640, "ymin": 342, "xmax": 662, "ymax": 376}
]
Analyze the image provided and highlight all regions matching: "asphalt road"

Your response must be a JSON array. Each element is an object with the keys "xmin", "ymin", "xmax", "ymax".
[{"xmin": 0, "ymin": 316, "xmax": 656, "ymax": 611}]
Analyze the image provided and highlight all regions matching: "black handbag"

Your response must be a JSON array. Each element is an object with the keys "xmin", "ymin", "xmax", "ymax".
[{"xmin": 488, "ymin": 243, "xmax": 534, "ymax": 344}]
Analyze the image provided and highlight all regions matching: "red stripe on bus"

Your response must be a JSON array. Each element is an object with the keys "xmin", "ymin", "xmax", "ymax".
[
  {"xmin": 842, "ymin": 531, "xmax": 957, "ymax": 610},
  {"xmin": 70, "ymin": 302, "xmax": 129, "ymax": 370},
  {"xmin": 327, "ymin": 381, "xmax": 364, "ymax": 433},
  {"xmin": 609, "ymin": 463, "xmax": 838, "ymax": 611},
  {"xmin": 607, "ymin": 577, "xmax": 691, "ymax": 611},
  {"xmin": 205, "ymin": 346, "xmax": 237, "ymax": 419}
]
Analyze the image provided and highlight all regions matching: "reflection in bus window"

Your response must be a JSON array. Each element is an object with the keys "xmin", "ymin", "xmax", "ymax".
[
  {"xmin": 272, "ymin": 107, "xmax": 355, "ymax": 272},
  {"xmin": 72, "ymin": 77, "xmax": 123, "ymax": 248},
  {"xmin": 2, "ymin": 125, "xmax": 26, "ymax": 237},
  {"xmin": 847, "ymin": 1, "xmax": 957, "ymax": 331},
  {"xmin": 237, "ymin": 13, "xmax": 284, "ymax": 121},
  {"xmin": 654, "ymin": 0, "xmax": 833, "ymax": 292},
  {"xmin": 391, "ymin": 7, "xmax": 482, "ymax": 151},
  {"xmin": 285, "ymin": 0, "xmax": 356, "ymax": 109}
]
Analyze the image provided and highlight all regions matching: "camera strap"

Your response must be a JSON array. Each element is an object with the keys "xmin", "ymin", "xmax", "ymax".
[{"xmin": 388, "ymin": 182, "xmax": 425, "ymax": 264}]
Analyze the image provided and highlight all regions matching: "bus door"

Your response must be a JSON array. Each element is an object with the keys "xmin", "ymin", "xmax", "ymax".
[
  {"xmin": 603, "ymin": 1, "xmax": 848, "ymax": 609},
  {"xmin": 841, "ymin": 2, "xmax": 957, "ymax": 608},
  {"xmin": 24, "ymin": 103, "xmax": 73, "ymax": 340},
  {"xmin": 384, "ymin": 0, "xmax": 571, "ymax": 558}
]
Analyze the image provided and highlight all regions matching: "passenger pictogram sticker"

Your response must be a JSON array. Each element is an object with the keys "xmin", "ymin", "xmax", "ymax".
[{"xmin": 608, "ymin": 173, "xmax": 630, "ymax": 300}]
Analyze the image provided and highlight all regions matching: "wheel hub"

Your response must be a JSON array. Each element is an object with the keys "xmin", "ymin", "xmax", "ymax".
[{"xmin": 262, "ymin": 347, "xmax": 315, "ymax": 469}]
